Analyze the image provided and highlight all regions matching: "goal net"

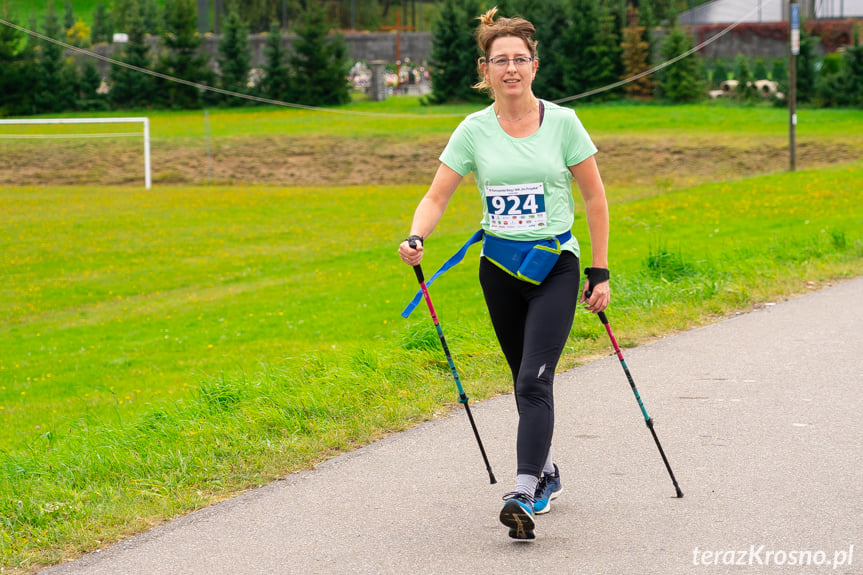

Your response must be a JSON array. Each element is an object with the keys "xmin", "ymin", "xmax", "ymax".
[{"xmin": 0, "ymin": 117, "xmax": 151, "ymax": 189}]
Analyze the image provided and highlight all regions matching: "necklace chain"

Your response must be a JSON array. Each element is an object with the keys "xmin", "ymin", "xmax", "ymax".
[{"xmin": 496, "ymin": 100, "xmax": 539, "ymax": 122}]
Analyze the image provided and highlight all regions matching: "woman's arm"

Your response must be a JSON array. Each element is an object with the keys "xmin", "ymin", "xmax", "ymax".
[
  {"xmin": 398, "ymin": 163, "xmax": 464, "ymax": 266},
  {"xmin": 570, "ymin": 155, "xmax": 610, "ymax": 313}
]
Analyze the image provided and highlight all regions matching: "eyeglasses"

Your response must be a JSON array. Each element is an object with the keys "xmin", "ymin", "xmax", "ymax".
[{"xmin": 487, "ymin": 56, "xmax": 534, "ymax": 68}]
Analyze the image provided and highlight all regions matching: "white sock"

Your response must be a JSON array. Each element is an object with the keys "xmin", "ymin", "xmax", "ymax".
[
  {"xmin": 515, "ymin": 474, "xmax": 539, "ymax": 499},
  {"xmin": 542, "ymin": 447, "xmax": 555, "ymax": 476}
]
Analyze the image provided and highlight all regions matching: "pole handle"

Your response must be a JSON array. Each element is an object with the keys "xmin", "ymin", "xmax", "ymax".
[
  {"xmin": 583, "ymin": 286, "xmax": 610, "ymax": 325},
  {"xmin": 408, "ymin": 237, "xmax": 425, "ymax": 283}
]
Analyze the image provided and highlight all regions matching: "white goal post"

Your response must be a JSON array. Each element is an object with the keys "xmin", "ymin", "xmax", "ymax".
[{"xmin": 0, "ymin": 117, "xmax": 151, "ymax": 189}]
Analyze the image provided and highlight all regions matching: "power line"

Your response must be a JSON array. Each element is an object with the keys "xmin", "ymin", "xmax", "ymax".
[{"xmin": 0, "ymin": 3, "xmax": 777, "ymax": 117}]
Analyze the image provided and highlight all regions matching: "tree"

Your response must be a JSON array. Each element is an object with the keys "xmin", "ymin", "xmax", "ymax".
[
  {"xmin": 656, "ymin": 21, "xmax": 703, "ymax": 103},
  {"xmin": 35, "ymin": 2, "xmax": 76, "ymax": 113},
  {"xmin": 796, "ymin": 29, "xmax": 817, "ymax": 103},
  {"xmin": 637, "ymin": 0, "xmax": 657, "ymax": 55},
  {"xmin": 816, "ymin": 27, "xmax": 863, "ymax": 108},
  {"xmin": 733, "ymin": 54, "xmax": 759, "ymax": 102},
  {"xmin": 64, "ymin": 0, "xmax": 75, "ymax": 31},
  {"xmin": 260, "ymin": 20, "xmax": 292, "ymax": 101},
  {"xmin": 78, "ymin": 60, "xmax": 108, "ymax": 110},
  {"xmin": 66, "ymin": 18, "xmax": 92, "ymax": 47},
  {"xmin": 753, "ymin": 58, "xmax": 768, "ymax": 80},
  {"xmin": 141, "ymin": 0, "xmax": 162, "ymax": 35},
  {"xmin": 529, "ymin": 0, "xmax": 575, "ymax": 101},
  {"xmin": 566, "ymin": 0, "xmax": 600, "ymax": 97},
  {"xmin": 157, "ymin": 0, "xmax": 213, "ymax": 109},
  {"xmin": 0, "ymin": 13, "xmax": 33, "ymax": 115},
  {"xmin": 92, "ymin": 3, "xmax": 113, "ymax": 44},
  {"xmin": 109, "ymin": 0, "xmax": 156, "ymax": 109},
  {"xmin": 770, "ymin": 59, "xmax": 787, "ymax": 87},
  {"xmin": 287, "ymin": 3, "xmax": 351, "ymax": 106},
  {"xmin": 425, "ymin": 0, "xmax": 482, "ymax": 104},
  {"xmin": 588, "ymin": 1, "xmax": 624, "ymax": 100},
  {"xmin": 712, "ymin": 59, "xmax": 729, "ymax": 88},
  {"xmin": 840, "ymin": 28, "xmax": 863, "ymax": 107},
  {"xmin": 620, "ymin": 3, "xmax": 653, "ymax": 99},
  {"xmin": 217, "ymin": 5, "xmax": 251, "ymax": 98}
]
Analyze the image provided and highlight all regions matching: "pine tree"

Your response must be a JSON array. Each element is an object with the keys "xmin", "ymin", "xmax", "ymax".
[
  {"xmin": 109, "ymin": 0, "xmax": 156, "ymax": 109},
  {"xmin": 35, "ymin": 2, "xmax": 69, "ymax": 113},
  {"xmin": 529, "ymin": 0, "xmax": 574, "ymax": 101},
  {"xmin": 141, "ymin": 0, "xmax": 162, "ymax": 35},
  {"xmin": 287, "ymin": 3, "xmax": 351, "ymax": 106},
  {"xmin": 261, "ymin": 20, "xmax": 291, "ymax": 101},
  {"xmin": 566, "ymin": 0, "xmax": 600, "ymax": 97},
  {"xmin": 64, "ymin": 0, "xmax": 75, "ymax": 31},
  {"xmin": 841, "ymin": 27, "xmax": 863, "ymax": 107},
  {"xmin": 815, "ymin": 26, "xmax": 863, "ymax": 107},
  {"xmin": 753, "ymin": 59, "xmax": 768, "ymax": 81},
  {"xmin": 638, "ymin": 0, "xmax": 657, "ymax": 56},
  {"xmin": 733, "ymin": 54, "xmax": 759, "ymax": 102},
  {"xmin": 320, "ymin": 31, "xmax": 351, "ymax": 105},
  {"xmin": 770, "ymin": 59, "xmax": 787, "ymax": 87},
  {"xmin": 217, "ymin": 6, "xmax": 251, "ymax": 98},
  {"xmin": 656, "ymin": 22, "xmax": 703, "ymax": 103},
  {"xmin": 588, "ymin": 1, "xmax": 624, "ymax": 100},
  {"xmin": 712, "ymin": 59, "xmax": 729, "ymax": 88},
  {"xmin": 796, "ymin": 29, "xmax": 817, "ymax": 103},
  {"xmin": 425, "ymin": 0, "xmax": 482, "ymax": 104},
  {"xmin": 78, "ymin": 60, "xmax": 107, "ymax": 110},
  {"xmin": 113, "ymin": 0, "xmax": 133, "ymax": 32},
  {"xmin": 92, "ymin": 3, "xmax": 113, "ymax": 44},
  {"xmin": 0, "ymin": 13, "xmax": 32, "ymax": 115},
  {"xmin": 157, "ymin": 0, "xmax": 213, "ymax": 109},
  {"xmin": 620, "ymin": 3, "xmax": 653, "ymax": 99}
]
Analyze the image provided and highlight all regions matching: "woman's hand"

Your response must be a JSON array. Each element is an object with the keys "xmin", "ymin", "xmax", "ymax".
[
  {"xmin": 580, "ymin": 277, "xmax": 610, "ymax": 313},
  {"xmin": 398, "ymin": 238, "xmax": 424, "ymax": 267}
]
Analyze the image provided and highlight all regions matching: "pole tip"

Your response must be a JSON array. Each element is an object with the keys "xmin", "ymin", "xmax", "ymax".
[
  {"xmin": 675, "ymin": 487, "xmax": 684, "ymax": 498},
  {"xmin": 489, "ymin": 473, "xmax": 497, "ymax": 485}
]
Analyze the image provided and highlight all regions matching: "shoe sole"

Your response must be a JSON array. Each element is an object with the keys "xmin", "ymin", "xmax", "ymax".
[
  {"xmin": 500, "ymin": 500, "xmax": 535, "ymax": 540},
  {"xmin": 534, "ymin": 486, "xmax": 563, "ymax": 515}
]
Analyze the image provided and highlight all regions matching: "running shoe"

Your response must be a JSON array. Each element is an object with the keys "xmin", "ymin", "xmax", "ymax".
[
  {"xmin": 533, "ymin": 463, "xmax": 562, "ymax": 515},
  {"xmin": 499, "ymin": 492, "xmax": 535, "ymax": 540}
]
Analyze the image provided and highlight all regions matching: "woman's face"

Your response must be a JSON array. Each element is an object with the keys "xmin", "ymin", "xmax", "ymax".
[{"xmin": 484, "ymin": 35, "xmax": 537, "ymax": 99}]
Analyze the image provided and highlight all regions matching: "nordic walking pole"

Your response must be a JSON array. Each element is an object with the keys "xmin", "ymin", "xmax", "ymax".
[
  {"xmin": 586, "ymin": 288, "xmax": 683, "ymax": 498},
  {"xmin": 409, "ymin": 239, "xmax": 497, "ymax": 484}
]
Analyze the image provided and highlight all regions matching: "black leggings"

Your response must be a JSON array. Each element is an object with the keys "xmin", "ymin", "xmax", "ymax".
[{"xmin": 479, "ymin": 252, "xmax": 580, "ymax": 477}]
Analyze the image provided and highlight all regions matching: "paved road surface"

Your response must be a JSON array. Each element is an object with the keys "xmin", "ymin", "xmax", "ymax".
[{"xmin": 43, "ymin": 278, "xmax": 863, "ymax": 574}]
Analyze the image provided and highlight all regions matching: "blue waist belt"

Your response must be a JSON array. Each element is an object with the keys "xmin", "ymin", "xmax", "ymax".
[{"xmin": 401, "ymin": 229, "xmax": 572, "ymax": 318}]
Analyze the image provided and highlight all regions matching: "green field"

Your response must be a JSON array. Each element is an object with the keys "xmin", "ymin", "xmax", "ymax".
[{"xmin": 1, "ymin": 101, "xmax": 863, "ymax": 573}]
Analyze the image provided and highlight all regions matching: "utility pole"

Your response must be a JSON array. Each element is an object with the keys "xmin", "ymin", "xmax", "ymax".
[{"xmin": 789, "ymin": 0, "xmax": 799, "ymax": 172}]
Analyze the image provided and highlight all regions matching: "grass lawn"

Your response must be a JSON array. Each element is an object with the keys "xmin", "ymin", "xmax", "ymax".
[{"xmin": 1, "ymin": 101, "xmax": 862, "ymax": 573}]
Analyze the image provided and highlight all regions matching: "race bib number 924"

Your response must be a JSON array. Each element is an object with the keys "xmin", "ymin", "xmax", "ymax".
[{"xmin": 485, "ymin": 182, "xmax": 547, "ymax": 231}]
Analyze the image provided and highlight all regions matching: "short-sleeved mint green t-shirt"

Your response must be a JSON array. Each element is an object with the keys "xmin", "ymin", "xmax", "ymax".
[{"xmin": 439, "ymin": 100, "xmax": 597, "ymax": 257}]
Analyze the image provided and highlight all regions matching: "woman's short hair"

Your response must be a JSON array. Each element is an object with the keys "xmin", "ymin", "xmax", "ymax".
[{"xmin": 473, "ymin": 7, "xmax": 539, "ymax": 98}]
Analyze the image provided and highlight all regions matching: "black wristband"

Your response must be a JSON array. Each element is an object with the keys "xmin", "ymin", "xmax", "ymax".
[
  {"xmin": 584, "ymin": 267, "xmax": 610, "ymax": 287},
  {"xmin": 405, "ymin": 235, "xmax": 424, "ymax": 248}
]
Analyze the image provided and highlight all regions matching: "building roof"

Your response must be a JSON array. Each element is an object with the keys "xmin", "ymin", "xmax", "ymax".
[{"xmin": 679, "ymin": 0, "xmax": 863, "ymax": 25}]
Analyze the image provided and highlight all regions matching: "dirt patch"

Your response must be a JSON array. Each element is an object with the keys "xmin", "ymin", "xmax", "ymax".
[{"xmin": 1, "ymin": 134, "xmax": 859, "ymax": 189}]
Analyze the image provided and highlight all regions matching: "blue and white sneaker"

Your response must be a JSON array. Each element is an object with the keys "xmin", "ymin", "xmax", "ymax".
[
  {"xmin": 533, "ymin": 464, "xmax": 562, "ymax": 515},
  {"xmin": 500, "ymin": 492, "xmax": 535, "ymax": 540}
]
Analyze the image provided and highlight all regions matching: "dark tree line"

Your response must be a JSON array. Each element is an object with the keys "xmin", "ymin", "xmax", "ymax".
[
  {"xmin": 0, "ymin": 0, "xmax": 350, "ymax": 115},
  {"xmin": 425, "ymin": 0, "xmax": 703, "ymax": 104},
  {"xmin": 424, "ymin": 0, "xmax": 863, "ymax": 106}
]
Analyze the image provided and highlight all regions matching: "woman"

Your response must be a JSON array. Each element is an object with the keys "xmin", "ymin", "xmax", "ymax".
[{"xmin": 398, "ymin": 7, "xmax": 610, "ymax": 541}]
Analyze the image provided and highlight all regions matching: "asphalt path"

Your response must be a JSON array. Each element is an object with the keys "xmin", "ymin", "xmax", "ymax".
[{"xmin": 42, "ymin": 278, "xmax": 863, "ymax": 575}]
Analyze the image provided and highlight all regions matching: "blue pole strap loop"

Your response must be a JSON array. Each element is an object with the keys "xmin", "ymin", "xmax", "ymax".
[{"xmin": 401, "ymin": 229, "xmax": 571, "ymax": 318}]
